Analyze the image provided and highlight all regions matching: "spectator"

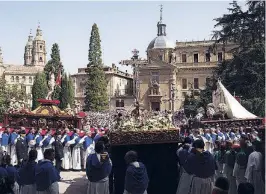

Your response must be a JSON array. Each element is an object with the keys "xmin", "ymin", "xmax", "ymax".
[
  {"xmin": 86, "ymin": 141, "xmax": 112, "ymax": 194},
  {"xmin": 124, "ymin": 151, "xmax": 149, "ymax": 194},
  {"xmin": 212, "ymin": 177, "xmax": 229, "ymax": 194},
  {"xmin": 18, "ymin": 149, "xmax": 37, "ymax": 194},
  {"xmin": 35, "ymin": 149, "xmax": 60, "ymax": 194},
  {"xmin": 237, "ymin": 183, "xmax": 254, "ymax": 194}
]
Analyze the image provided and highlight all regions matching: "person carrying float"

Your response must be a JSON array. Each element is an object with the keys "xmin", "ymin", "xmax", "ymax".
[
  {"xmin": 35, "ymin": 128, "xmax": 44, "ymax": 161},
  {"xmin": 18, "ymin": 149, "xmax": 38, "ymax": 194},
  {"xmin": 42, "ymin": 129, "xmax": 55, "ymax": 152},
  {"xmin": 26, "ymin": 127, "xmax": 36, "ymax": 152},
  {"xmin": 1, "ymin": 127, "xmax": 11, "ymax": 154},
  {"xmin": 70, "ymin": 128, "xmax": 83, "ymax": 170},
  {"xmin": 83, "ymin": 131, "xmax": 94, "ymax": 169},
  {"xmin": 10, "ymin": 128, "xmax": 19, "ymax": 166},
  {"xmin": 61, "ymin": 127, "xmax": 72, "ymax": 170}
]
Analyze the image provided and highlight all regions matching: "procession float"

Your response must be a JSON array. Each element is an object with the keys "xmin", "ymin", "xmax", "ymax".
[{"xmin": 3, "ymin": 67, "xmax": 85, "ymax": 130}]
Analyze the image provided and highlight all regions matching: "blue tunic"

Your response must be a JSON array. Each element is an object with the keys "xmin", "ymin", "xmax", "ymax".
[
  {"xmin": 83, "ymin": 136, "xmax": 93, "ymax": 149},
  {"xmin": 26, "ymin": 133, "xmax": 35, "ymax": 144},
  {"xmin": 10, "ymin": 132, "xmax": 18, "ymax": 145},
  {"xmin": 35, "ymin": 160, "xmax": 60, "ymax": 191},
  {"xmin": 6, "ymin": 165, "xmax": 19, "ymax": 184},
  {"xmin": 35, "ymin": 133, "xmax": 43, "ymax": 147},
  {"xmin": 72, "ymin": 133, "xmax": 81, "ymax": 147},
  {"xmin": 42, "ymin": 135, "xmax": 52, "ymax": 148},
  {"xmin": 18, "ymin": 161, "xmax": 37, "ymax": 186},
  {"xmin": 1, "ymin": 133, "xmax": 10, "ymax": 146},
  {"xmin": 63, "ymin": 135, "xmax": 70, "ymax": 146}
]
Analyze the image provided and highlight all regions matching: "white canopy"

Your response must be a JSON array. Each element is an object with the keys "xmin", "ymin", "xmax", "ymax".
[{"xmin": 212, "ymin": 80, "xmax": 257, "ymax": 119}]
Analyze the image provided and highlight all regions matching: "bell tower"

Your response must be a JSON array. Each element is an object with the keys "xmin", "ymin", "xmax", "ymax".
[
  {"xmin": 24, "ymin": 29, "xmax": 33, "ymax": 66},
  {"xmin": 32, "ymin": 23, "xmax": 47, "ymax": 67}
]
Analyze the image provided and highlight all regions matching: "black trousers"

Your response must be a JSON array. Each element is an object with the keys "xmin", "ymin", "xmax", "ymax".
[{"xmin": 55, "ymin": 159, "xmax": 62, "ymax": 173}]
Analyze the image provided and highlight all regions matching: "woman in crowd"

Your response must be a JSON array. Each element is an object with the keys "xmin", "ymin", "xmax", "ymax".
[
  {"xmin": 245, "ymin": 140, "xmax": 265, "ymax": 194},
  {"xmin": 176, "ymin": 137, "xmax": 193, "ymax": 194},
  {"xmin": 86, "ymin": 141, "xmax": 112, "ymax": 194},
  {"xmin": 35, "ymin": 128, "xmax": 44, "ymax": 162},
  {"xmin": 0, "ymin": 156, "xmax": 13, "ymax": 194},
  {"xmin": 183, "ymin": 139, "xmax": 216, "ymax": 194},
  {"xmin": 18, "ymin": 149, "xmax": 37, "ymax": 194},
  {"xmin": 124, "ymin": 151, "xmax": 149, "ymax": 194}
]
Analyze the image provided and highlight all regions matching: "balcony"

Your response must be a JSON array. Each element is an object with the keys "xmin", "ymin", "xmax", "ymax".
[
  {"xmin": 175, "ymin": 61, "xmax": 218, "ymax": 68},
  {"xmin": 114, "ymin": 89, "xmax": 133, "ymax": 97}
]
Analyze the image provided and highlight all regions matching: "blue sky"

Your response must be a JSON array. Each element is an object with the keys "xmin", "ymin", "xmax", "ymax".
[{"xmin": 0, "ymin": 1, "xmax": 246, "ymax": 74}]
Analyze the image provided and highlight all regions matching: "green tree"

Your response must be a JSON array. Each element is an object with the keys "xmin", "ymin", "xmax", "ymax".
[
  {"xmin": 88, "ymin": 23, "xmax": 102, "ymax": 67},
  {"xmin": 44, "ymin": 43, "xmax": 63, "ymax": 100},
  {"xmin": 59, "ymin": 74, "xmax": 74, "ymax": 109},
  {"xmin": 85, "ymin": 23, "xmax": 108, "ymax": 111},
  {"xmin": 211, "ymin": 1, "xmax": 265, "ymax": 117},
  {"xmin": 32, "ymin": 72, "xmax": 48, "ymax": 110}
]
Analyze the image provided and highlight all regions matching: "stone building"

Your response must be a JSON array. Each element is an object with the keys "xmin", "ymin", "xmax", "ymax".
[
  {"xmin": 0, "ymin": 25, "xmax": 46, "ymax": 107},
  {"xmin": 71, "ymin": 64, "xmax": 134, "ymax": 110},
  {"xmin": 135, "ymin": 11, "xmax": 236, "ymax": 112}
]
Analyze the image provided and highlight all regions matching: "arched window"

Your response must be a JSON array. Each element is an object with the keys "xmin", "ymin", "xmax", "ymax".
[
  {"xmin": 22, "ymin": 76, "xmax": 26, "ymax": 82},
  {"xmin": 29, "ymin": 77, "xmax": 32, "ymax": 83},
  {"xmin": 11, "ymin": 76, "xmax": 14, "ymax": 82},
  {"xmin": 40, "ymin": 45, "xmax": 43, "ymax": 50},
  {"xmin": 16, "ymin": 76, "xmax": 19, "ymax": 83},
  {"xmin": 40, "ymin": 57, "xmax": 43, "ymax": 61}
]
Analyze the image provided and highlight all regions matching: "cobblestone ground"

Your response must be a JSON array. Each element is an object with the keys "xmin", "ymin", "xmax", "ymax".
[{"xmin": 59, "ymin": 171, "xmax": 87, "ymax": 194}]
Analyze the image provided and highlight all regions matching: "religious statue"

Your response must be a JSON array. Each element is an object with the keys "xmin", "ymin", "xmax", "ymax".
[
  {"xmin": 65, "ymin": 104, "xmax": 74, "ymax": 115},
  {"xmin": 73, "ymin": 100, "xmax": 81, "ymax": 114},
  {"xmin": 169, "ymin": 51, "xmax": 176, "ymax": 63},
  {"xmin": 46, "ymin": 67, "xmax": 56, "ymax": 100}
]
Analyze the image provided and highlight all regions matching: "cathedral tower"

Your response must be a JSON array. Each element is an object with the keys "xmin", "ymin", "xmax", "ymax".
[
  {"xmin": 24, "ymin": 29, "xmax": 33, "ymax": 66},
  {"xmin": 32, "ymin": 23, "xmax": 47, "ymax": 67}
]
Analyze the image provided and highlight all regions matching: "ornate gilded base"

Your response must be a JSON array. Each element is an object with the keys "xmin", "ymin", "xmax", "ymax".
[{"xmin": 110, "ymin": 129, "xmax": 180, "ymax": 146}]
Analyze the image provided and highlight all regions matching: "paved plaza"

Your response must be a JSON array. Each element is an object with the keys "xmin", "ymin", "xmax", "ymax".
[{"xmin": 59, "ymin": 171, "xmax": 87, "ymax": 194}]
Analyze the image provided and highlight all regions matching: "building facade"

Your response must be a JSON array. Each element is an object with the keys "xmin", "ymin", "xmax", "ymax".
[
  {"xmin": 71, "ymin": 64, "xmax": 134, "ymax": 111},
  {"xmin": 135, "ymin": 12, "xmax": 236, "ymax": 112},
  {"xmin": 0, "ymin": 25, "xmax": 46, "ymax": 107}
]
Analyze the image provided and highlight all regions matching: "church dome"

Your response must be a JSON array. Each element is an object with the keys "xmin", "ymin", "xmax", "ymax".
[{"xmin": 147, "ymin": 36, "xmax": 175, "ymax": 50}]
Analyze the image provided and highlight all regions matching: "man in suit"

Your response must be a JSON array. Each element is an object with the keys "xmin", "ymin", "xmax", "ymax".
[
  {"xmin": 16, "ymin": 130, "xmax": 28, "ymax": 166},
  {"xmin": 53, "ymin": 132, "xmax": 64, "ymax": 175}
]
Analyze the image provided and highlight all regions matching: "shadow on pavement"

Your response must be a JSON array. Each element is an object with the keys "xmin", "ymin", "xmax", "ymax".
[{"xmin": 63, "ymin": 175, "xmax": 88, "ymax": 194}]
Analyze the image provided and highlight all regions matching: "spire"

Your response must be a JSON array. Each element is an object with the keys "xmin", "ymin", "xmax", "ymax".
[
  {"xmin": 159, "ymin": 4, "xmax": 163, "ymax": 24},
  {"xmin": 35, "ymin": 21, "xmax": 43, "ymax": 38},
  {"xmin": 28, "ymin": 29, "xmax": 33, "ymax": 42},
  {"xmin": 157, "ymin": 4, "xmax": 166, "ymax": 36},
  {"xmin": 0, "ymin": 47, "xmax": 3, "ymax": 65}
]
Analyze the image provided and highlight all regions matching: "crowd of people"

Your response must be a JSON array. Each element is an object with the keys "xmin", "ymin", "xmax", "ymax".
[
  {"xmin": 0, "ymin": 121, "xmax": 264, "ymax": 194},
  {"xmin": 176, "ymin": 126, "xmax": 265, "ymax": 194}
]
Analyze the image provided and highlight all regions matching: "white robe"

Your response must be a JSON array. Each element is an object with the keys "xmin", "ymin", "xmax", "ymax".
[
  {"xmin": 20, "ymin": 184, "xmax": 36, "ymax": 194},
  {"xmin": 36, "ymin": 182, "xmax": 59, "ymax": 194},
  {"xmin": 245, "ymin": 151, "xmax": 265, "ymax": 194},
  {"xmin": 72, "ymin": 137, "xmax": 85, "ymax": 170},
  {"xmin": 10, "ymin": 136, "xmax": 19, "ymax": 166},
  {"xmin": 83, "ymin": 142, "xmax": 95, "ymax": 167}
]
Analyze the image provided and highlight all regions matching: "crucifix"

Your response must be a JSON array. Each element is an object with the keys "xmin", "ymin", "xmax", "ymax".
[{"xmin": 119, "ymin": 49, "xmax": 148, "ymax": 101}]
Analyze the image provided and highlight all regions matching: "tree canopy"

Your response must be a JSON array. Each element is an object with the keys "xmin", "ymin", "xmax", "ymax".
[
  {"xmin": 32, "ymin": 72, "xmax": 48, "ymax": 110},
  {"xmin": 211, "ymin": 1, "xmax": 265, "ymax": 116},
  {"xmin": 85, "ymin": 23, "xmax": 108, "ymax": 111}
]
